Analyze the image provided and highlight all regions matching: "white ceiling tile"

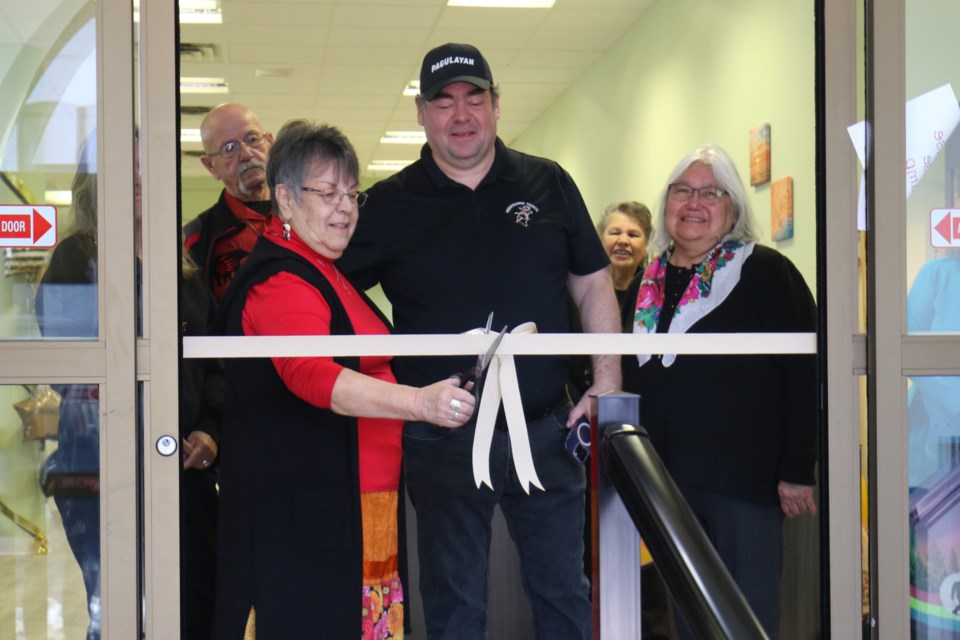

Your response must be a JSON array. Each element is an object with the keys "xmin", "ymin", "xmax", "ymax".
[
  {"xmin": 319, "ymin": 64, "xmax": 413, "ymax": 94},
  {"xmin": 225, "ymin": 24, "xmax": 327, "ymax": 45},
  {"xmin": 244, "ymin": 106, "xmax": 309, "ymax": 123},
  {"xmin": 226, "ymin": 44, "xmax": 326, "ymax": 65},
  {"xmin": 525, "ymin": 30, "xmax": 623, "ymax": 52},
  {"xmin": 327, "ymin": 26, "xmax": 433, "ymax": 48},
  {"xmin": 494, "ymin": 65, "xmax": 582, "ymax": 84},
  {"xmin": 307, "ymin": 106, "xmax": 391, "ymax": 122},
  {"xmin": 230, "ymin": 92, "xmax": 318, "ymax": 109},
  {"xmin": 227, "ymin": 77, "xmax": 321, "ymax": 95},
  {"xmin": 510, "ymin": 48, "xmax": 601, "ymax": 69},
  {"xmin": 539, "ymin": 8, "xmax": 648, "ymax": 32},
  {"xmin": 179, "ymin": 24, "xmax": 227, "ymax": 45},
  {"xmin": 336, "ymin": 0, "xmax": 443, "ymax": 5},
  {"xmin": 558, "ymin": 0, "xmax": 656, "ymax": 9},
  {"xmin": 331, "ymin": 4, "xmax": 443, "ymax": 28},
  {"xmin": 323, "ymin": 45, "xmax": 421, "ymax": 66},
  {"xmin": 222, "ymin": 2, "xmax": 335, "ymax": 25},
  {"xmin": 180, "ymin": 61, "xmax": 230, "ymax": 77},
  {"xmin": 436, "ymin": 7, "xmax": 548, "ymax": 31},
  {"xmin": 176, "ymin": 0, "xmax": 653, "ymax": 179}
]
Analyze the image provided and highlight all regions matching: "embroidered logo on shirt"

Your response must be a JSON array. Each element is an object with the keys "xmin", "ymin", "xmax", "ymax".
[{"xmin": 506, "ymin": 201, "xmax": 539, "ymax": 227}]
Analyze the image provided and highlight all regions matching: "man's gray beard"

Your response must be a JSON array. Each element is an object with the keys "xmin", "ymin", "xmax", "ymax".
[{"xmin": 237, "ymin": 159, "xmax": 266, "ymax": 199}]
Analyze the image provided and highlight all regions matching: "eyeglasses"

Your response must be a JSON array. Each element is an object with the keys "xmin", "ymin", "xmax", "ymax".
[
  {"xmin": 667, "ymin": 183, "xmax": 729, "ymax": 205},
  {"xmin": 205, "ymin": 132, "xmax": 267, "ymax": 159},
  {"xmin": 301, "ymin": 186, "xmax": 368, "ymax": 208}
]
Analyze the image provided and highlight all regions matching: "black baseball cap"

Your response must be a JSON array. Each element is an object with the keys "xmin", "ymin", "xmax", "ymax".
[{"xmin": 419, "ymin": 43, "xmax": 493, "ymax": 101}]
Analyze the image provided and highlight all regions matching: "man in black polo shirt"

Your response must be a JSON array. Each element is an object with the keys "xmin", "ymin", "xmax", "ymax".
[{"xmin": 338, "ymin": 43, "xmax": 620, "ymax": 639}]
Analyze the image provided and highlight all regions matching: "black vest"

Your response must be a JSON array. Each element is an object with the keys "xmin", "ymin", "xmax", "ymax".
[{"xmin": 213, "ymin": 237, "xmax": 400, "ymax": 639}]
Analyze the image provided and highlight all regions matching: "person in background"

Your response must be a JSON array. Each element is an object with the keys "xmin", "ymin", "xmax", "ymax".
[
  {"xmin": 338, "ymin": 42, "xmax": 620, "ymax": 640},
  {"xmin": 213, "ymin": 120, "xmax": 476, "ymax": 640},
  {"xmin": 596, "ymin": 201, "xmax": 653, "ymax": 304},
  {"xmin": 184, "ymin": 103, "xmax": 274, "ymax": 302},
  {"xmin": 906, "ymin": 248, "xmax": 960, "ymax": 487},
  {"xmin": 35, "ymin": 135, "xmax": 102, "ymax": 640},
  {"xmin": 179, "ymin": 246, "xmax": 224, "ymax": 640},
  {"xmin": 621, "ymin": 144, "xmax": 817, "ymax": 638},
  {"xmin": 570, "ymin": 200, "xmax": 655, "ymax": 396},
  {"xmin": 596, "ymin": 200, "xmax": 673, "ymax": 639}
]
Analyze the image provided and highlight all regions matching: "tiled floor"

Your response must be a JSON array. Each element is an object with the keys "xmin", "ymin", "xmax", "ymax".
[{"xmin": 0, "ymin": 500, "xmax": 90, "ymax": 639}]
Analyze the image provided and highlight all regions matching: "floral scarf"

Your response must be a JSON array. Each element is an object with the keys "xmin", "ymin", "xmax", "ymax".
[{"xmin": 632, "ymin": 240, "xmax": 754, "ymax": 367}]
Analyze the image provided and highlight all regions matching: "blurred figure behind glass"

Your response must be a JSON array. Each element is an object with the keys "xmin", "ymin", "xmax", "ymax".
[
  {"xmin": 907, "ymin": 248, "xmax": 960, "ymax": 486},
  {"xmin": 35, "ymin": 132, "xmax": 101, "ymax": 640}
]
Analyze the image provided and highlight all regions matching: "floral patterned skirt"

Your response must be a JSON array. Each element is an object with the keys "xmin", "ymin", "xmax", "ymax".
[
  {"xmin": 362, "ymin": 576, "xmax": 404, "ymax": 639},
  {"xmin": 361, "ymin": 490, "xmax": 403, "ymax": 639}
]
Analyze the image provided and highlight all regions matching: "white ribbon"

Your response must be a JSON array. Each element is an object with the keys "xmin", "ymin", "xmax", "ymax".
[{"xmin": 471, "ymin": 322, "xmax": 544, "ymax": 494}]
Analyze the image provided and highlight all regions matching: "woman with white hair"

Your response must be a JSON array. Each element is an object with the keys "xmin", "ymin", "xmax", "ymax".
[{"xmin": 620, "ymin": 144, "xmax": 818, "ymax": 638}]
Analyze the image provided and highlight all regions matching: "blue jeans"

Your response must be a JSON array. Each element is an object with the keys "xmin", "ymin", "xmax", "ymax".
[
  {"xmin": 53, "ymin": 386, "xmax": 101, "ymax": 640},
  {"xmin": 404, "ymin": 401, "xmax": 592, "ymax": 640}
]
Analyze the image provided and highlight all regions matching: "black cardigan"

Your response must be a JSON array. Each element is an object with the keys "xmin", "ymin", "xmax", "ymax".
[
  {"xmin": 214, "ymin": 237, "xmax": 403, "ymax": 639},
  {"xmin": 620, "ymin": 245, "xmax": 817, "ymax": 505}
]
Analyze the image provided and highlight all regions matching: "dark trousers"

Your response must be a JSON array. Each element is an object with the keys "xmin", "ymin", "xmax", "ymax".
[
  {"xmin": 181, "ymin": 468, "xmax": 219, "ymax": 640},
  {"xmin": 675, "ymin": 488, "xmax": 784, "ymax": 640},
  {"xmin": 403, "ymin": 402, "xmax": 592, "ymax": 640}
]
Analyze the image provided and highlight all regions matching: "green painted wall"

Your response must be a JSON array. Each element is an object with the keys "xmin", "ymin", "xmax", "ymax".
[
  {"xmin": 181, "ymin": 174, "xmax": 222, "ymax": 224},
  {"xmin": 510, "ymin": 0, "xmax": 817, "ymax": 290}
]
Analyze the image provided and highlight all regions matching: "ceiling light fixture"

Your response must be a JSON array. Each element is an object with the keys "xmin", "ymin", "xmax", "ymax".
[
  {"xmin": 380, "ymin": 131, "xmax": 426, "ymax": 144},
  {"xmin": 367, "ymin": 160, "xmax": 414, "ymax": 173},
  {"xmin": 181, "ymin": 129, "xmax": 202, "ymax": 143},
  {"xmin": 45, "ymin": 190, "xmax": 72, "ymax": 206},
  {"xmin": 447, "ymin": 0, "xmax": 554, "ymax": 7},
  {"xmin": 180, "ymin": 77, "xmax": 229, "ymax": 94},
  {"xmin": 402, "ymin": 81, "xmax": 420, "ymax": 97},
  {"xmin": 133, "ymin": 0, "xmax": 223, "ymax": 23},
  {"xmin": 255, "ymin": 68, "xmax": 293, "ymax": 78}
]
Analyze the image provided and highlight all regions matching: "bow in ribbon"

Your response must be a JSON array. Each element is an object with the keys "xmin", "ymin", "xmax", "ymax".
[{"xmin": 470, "ymin": 322, "xmax": 543, "ymax": 494}]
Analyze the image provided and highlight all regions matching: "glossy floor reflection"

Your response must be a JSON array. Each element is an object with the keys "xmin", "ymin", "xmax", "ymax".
[{"xmin": 0, "ymin": 499, "xmax": 91, "ymax": 639}]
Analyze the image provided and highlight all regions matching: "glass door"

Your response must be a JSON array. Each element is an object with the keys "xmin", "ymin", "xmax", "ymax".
[
  {"xmin": 0, "ymin": 0, "xmax": 180, "ymax": 637},
  {"xmin": 865, "ymin": 0, "xmax": 960, "ymax": 638}
]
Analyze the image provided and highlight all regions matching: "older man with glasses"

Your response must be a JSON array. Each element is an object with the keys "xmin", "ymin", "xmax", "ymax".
[{"xmin": 185, "ymin": 103, "xmax": 274, "ymax": 301}]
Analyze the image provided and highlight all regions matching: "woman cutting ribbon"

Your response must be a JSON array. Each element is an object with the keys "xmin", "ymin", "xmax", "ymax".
[{"xmin": 213, "ymin": 120, "xmax": 475, "ymax": 640}]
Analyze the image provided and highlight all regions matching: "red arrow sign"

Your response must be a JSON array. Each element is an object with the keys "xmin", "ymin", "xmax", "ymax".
[
  {"xmin": 930, "ymin": 209, "xmax": 960, "ymax": 248},
  {"xmin": 934, "ymin": 210, "xmax": 953, "ymax": 243},
  {"xmin": 0, "ymin": 205, "xmax": 57, "ymax": 248},
  {"xmin": 31, "ymin": 208, "xmax": 52, "ymax": 242}
]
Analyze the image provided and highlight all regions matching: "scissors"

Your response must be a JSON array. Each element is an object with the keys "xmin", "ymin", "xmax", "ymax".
[{"xmin": 455, "ymin": 315, "xmax": 507, "ymax": 393}]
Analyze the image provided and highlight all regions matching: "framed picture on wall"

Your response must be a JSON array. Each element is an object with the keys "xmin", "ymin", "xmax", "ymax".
[
  {"xmin": 771, "ymin": 177, "xmax": 794, "ymax": 241},
  {"xmin": 749, "ymin": 123, "xmax": 771, "ymax": 186}
]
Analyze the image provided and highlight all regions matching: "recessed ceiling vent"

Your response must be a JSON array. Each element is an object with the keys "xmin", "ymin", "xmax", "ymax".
[
  {"xmin": 180, "ymin": 105, "xmax": 213, "ymax": 116},
  {"xmin": 180, "ymin": 42, "xmax": 219, "ymax": 62}
]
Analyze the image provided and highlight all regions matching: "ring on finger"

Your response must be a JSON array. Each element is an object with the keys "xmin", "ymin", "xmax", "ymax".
[
  {"xmin": 450, "ymin": 398, "xmax": 462, "ymax": 412},
  {"xmin": 454, "ymin": 410, "xmax": 461, "ymax": 420}
]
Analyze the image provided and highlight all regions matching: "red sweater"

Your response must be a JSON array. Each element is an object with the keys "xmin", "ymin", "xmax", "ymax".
[{"xmin": 241, "ymin": 217, "xmax": 401, "ymax": 493}]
